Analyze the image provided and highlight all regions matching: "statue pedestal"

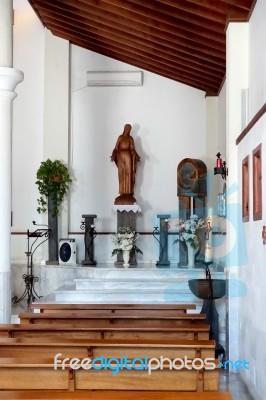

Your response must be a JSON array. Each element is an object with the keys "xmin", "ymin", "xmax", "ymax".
[{"xmin": 112, "ymin": 205, "xmax": 141, "ymax": 266}]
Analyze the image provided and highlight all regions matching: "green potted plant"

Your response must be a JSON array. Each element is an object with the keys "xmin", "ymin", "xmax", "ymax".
[
  {"xmin": 35, "ymin": 159, "xmax": 72, "ymax": 263},
  {"xmin": 36, "ymin": 158, "xmax": 72, "ymax": 216}
]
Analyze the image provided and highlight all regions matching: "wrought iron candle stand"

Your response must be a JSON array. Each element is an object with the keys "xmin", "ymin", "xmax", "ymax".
[
  {"xmin": 12, "ymin": 222, "xmax": 51, "ymax": 306},
  {"xmin": 153, "ymin": 214, "xmax": 171, "ymax": 267},
  {"xmin": 80, "ymin": 214, "xmax": 97, "ymax": 265}
]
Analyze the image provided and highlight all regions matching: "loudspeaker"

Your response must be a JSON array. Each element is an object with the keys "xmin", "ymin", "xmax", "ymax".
[{"xmin": 58, "ymin": 239, "xmax": 76, "ymax": 265}]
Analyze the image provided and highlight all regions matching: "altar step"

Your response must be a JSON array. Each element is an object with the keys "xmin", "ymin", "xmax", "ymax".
[
  {"xmin": 54, "ymin": 283, "xmax": 193, "ymax": 303},
  {"xmin": 75, "ymin": 278, "xmax": 190, "ymax": 290},
  {"xmin": 52, "ymin": 266, "xmax": 224, "ymax": 304},
  {"xmin": 54, "ymin": 268, "xmax": 200, "ymax": 303}
]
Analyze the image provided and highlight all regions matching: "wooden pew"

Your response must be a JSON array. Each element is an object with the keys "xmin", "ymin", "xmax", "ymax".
[
  {"xmin": 0, "ymin": 337, "xmax": 215, "ymax": 359},
  {"xmin": 30, "ymin": 303, "xmax": 197, "ymax": 315},
  {"xmin": 0, "ymin": 323, "xmax": 210, "ymax": 340},
  {"xmin": 0, "ymin": 390, "xmax": 233, "ymax": 399},
  {"xmin": 0, "ymin": 357, "xmax": 220, "ymax": 392},
  {"xmin": 19, "ymin": 312, "xmax": 206, "ymax": 327}
]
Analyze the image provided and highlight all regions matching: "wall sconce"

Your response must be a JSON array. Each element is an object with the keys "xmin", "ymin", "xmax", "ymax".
[{"xmin": 214, "ymin": 152, "xmax": 228, "ymax": 180}]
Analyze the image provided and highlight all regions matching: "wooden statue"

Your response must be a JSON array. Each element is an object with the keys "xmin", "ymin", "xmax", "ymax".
[{"xmin": 111, "ymin": 124, "xmax": 140, "ymax": 205}]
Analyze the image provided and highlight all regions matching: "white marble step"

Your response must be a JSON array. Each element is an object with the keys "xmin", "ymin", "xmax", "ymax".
[
  {"xmin": 51, "ymin": 265, "xmax": 224, "ymax": 304},
  {"xmin": 74, "ymin": 267, "xmax": 207, "ymax": 281},
  {"xmin": 54, "ymin": 283, "xmax": 194, "ymax": 303},
  {"xmin": 74, "ymin": 278, "xmax": 190, "ymax": 290}
]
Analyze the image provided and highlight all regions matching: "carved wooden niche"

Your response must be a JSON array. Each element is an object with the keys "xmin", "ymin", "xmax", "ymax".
[
  {"xmin": 242, "ymin": 155, "xmax": 249, "ymax": 222},
  {"xmin": 253, "ymin": 144, "xmax": 262, "ymax": 221},
  {"xmin": 177, "ymin": 158, "xmax": 207, "ymax": 221},
  {"xmin": 177, "ymin": 158, "xmax": 207, "ymax": 197}
]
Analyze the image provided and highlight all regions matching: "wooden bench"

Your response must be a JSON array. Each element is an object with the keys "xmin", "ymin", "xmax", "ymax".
[
  {"xmin": 0, "ymin": 323, "xmax": 210, "ymax": 340},
  {"xmin": 0, "ymin": 390, "xmax": 233, "ymax": 399},
  {"xmin": 0, "ymin": 337, "xmax": 215, "ymax": 359},
  {"xmin": 19, "ymin": 312, "xmax": 206, "ymax": 327},
  {"xmin": 0, "ymin": 357, "xmax": 220, "ymax": 392},
  {"xmin": 0, "ymin": 390, "xmax": 232, "ymax": 400},
  {"xmin": 31, "ymin": 303, "xmax": 197, "ymax": 315}
]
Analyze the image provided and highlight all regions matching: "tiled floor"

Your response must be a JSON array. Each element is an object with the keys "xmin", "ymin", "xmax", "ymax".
[
  {"xmin": 220, "ymin": 371, "xmax": 254, "ymax": 400},
  {"xmin": 11, "ymin": 301, "xmax": 253, "ymax": 400}
]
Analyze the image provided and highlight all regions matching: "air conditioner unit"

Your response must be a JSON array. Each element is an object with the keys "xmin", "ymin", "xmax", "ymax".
[
  {"xmin": 58, "ymin": 239, "xmax": 76, "ymax": 265},
  {"xmin": 87, "ymin": 71, "xmax": 143, "ymax": 86}
]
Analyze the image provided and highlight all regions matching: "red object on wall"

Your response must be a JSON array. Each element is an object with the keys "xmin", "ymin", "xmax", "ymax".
[{"xmin": 216, "ymin": 153, "xmax": 223, "ymax": 168}]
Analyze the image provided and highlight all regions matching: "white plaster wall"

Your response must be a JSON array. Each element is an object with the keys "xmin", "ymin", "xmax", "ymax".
[
  {"xmin": 238, "ymin": 114, "xmax": 266, "ymax": 400},
  {"xmin": 11, "ymin": 0, "xmax": 44, "ymax": 262},
  {"xmin": 70, "ymin": 47, "xmax": 206, "ymax": 263},
  {"xmin": 249, "ymin": 0, "xmax": 266, "ymax": 119},
  {"xmin": 237, "ymin": 1, "xmax": 266, "ymax": 397},
  {"xmin": 218, "ymin": 83, "xmax": 226, "ymax": 159},
  {"xmin": 211, "ymin": 83, "xmax": 227, "ymax": 247}
]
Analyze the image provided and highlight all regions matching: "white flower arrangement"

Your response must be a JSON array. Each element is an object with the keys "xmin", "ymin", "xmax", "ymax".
[
  {"xmin": 112, "ymin": 226, "xmax": 143, "ymax": 256},
  {"xmin": 173, "ymin": 214, "xmax": 205, "ymax": 249}
]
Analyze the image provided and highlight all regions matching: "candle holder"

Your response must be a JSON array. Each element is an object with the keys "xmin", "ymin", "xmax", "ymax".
[
  {"xmin": 214, "ymin": 152, "xmax": 228, "ymax": 180},
  {"xmin": 80, "ymin": 214, "xmax": 97, "ymax": 265},
  {"xmin": 12, "ymin": 222, "xmax": 51, "ymax": 306},
  {"xmin": 204, "ymin": 217, "xmax": 213, "ymax": 263},
  {"xmin": 153, "ymin": 214, "xmax": 171, "ymax": 267}
]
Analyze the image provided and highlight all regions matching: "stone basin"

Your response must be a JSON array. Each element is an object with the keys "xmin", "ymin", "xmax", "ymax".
[{"xmin": 188, "ymin": 278, "xmax": 226, "ymax": 300}]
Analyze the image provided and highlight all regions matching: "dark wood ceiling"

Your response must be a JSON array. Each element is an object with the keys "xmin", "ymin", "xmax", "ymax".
[{"xmin": 28, "ymin": 0, "xmax": 256, "ymax": 96}]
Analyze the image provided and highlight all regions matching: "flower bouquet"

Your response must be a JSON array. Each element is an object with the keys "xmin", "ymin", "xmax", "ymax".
[
  {"xmin": 111, "ymin": 226, "xmax": 143, "ymax": 256},
  {"xmin": 173, "ymin": 214, "xmax": 205, "ymax": 249}
]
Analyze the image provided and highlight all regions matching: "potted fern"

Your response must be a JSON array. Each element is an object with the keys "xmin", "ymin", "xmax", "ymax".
[{"xmin": 36, "ymin": 159, "xmax": 72, "ymax": 263}]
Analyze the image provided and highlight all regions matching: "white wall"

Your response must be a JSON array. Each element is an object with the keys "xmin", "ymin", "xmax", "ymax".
[
  {"xmin": 70, "ymin": 47, "xmax": 206, "ymax": 263},
  {"xmin": 237, "ymin": 0, "xmax": 266, "ymax": 398},
  {"xmin": 12, "ymin": 0, "xmax": 44, "ymax": 262},
  {"xmin": 249, "ymin": 0, "xmax": 266, "ymax": 118},
  {"xmin": 238, "ymin": 114, "xmax": 266, "ymax": 400}
]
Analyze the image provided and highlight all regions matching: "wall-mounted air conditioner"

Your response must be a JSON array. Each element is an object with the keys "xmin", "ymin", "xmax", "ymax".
[{"xmin": 87, "ymin": 71, "xmax": 143, "ymax": 86}]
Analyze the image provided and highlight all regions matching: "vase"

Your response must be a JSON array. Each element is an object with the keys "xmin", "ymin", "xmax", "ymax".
[
  {"xmin": 187, "ymin": 242, "xmax": 196, "ymax": 268},
  {"xmin": 122, "ymin": 250, "xmax": 130, "ymax": 267}
]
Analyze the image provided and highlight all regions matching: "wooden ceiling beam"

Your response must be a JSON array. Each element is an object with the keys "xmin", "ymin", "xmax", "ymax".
[
  {"xmin": 44, "ymin": 13, "xmax": 222, "ymax": 82},
  {"xmin": 221, "ymin": 0, "xmax": 255, "ymax": 10},
  {"xmin": 101, "ymin": 0, "xmax": 225, "ymax": 35},
  {"xmin": 45, "ymin": 18, "xmax": 221, "ymax": 87},
  {"xmin": 36, "ymin": 0, "xmax": 225, "ymax": 49},
  {"xmin": 36, "ymin": 2, "xmax": 225, "ymax": 64},
  {"xmin": 48, "ymin": 22, "xmax": 220, "ymax": 89},
  {"xmin": 156, "ymin": 0, "xmax": 228, "ymax": 23},
  {"xmin": 73, "ymin": 0, "xmax": 225, "ymax": 41},
  {"xmin": 42, "ymin": 12, "xmax": 225, "ymax": 69},
  {"xmin": 176, "ymin": 0, "xmax": 254, "ymax": 18},
  {"xmin": 51, "ymin": 27, "xmax": 219, "ymax": 95}
]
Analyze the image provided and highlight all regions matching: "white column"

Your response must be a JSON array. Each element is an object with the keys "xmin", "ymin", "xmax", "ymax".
[{"xmin": 0, "ymin": 0, "xmax": 23, "ymax": 323}]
